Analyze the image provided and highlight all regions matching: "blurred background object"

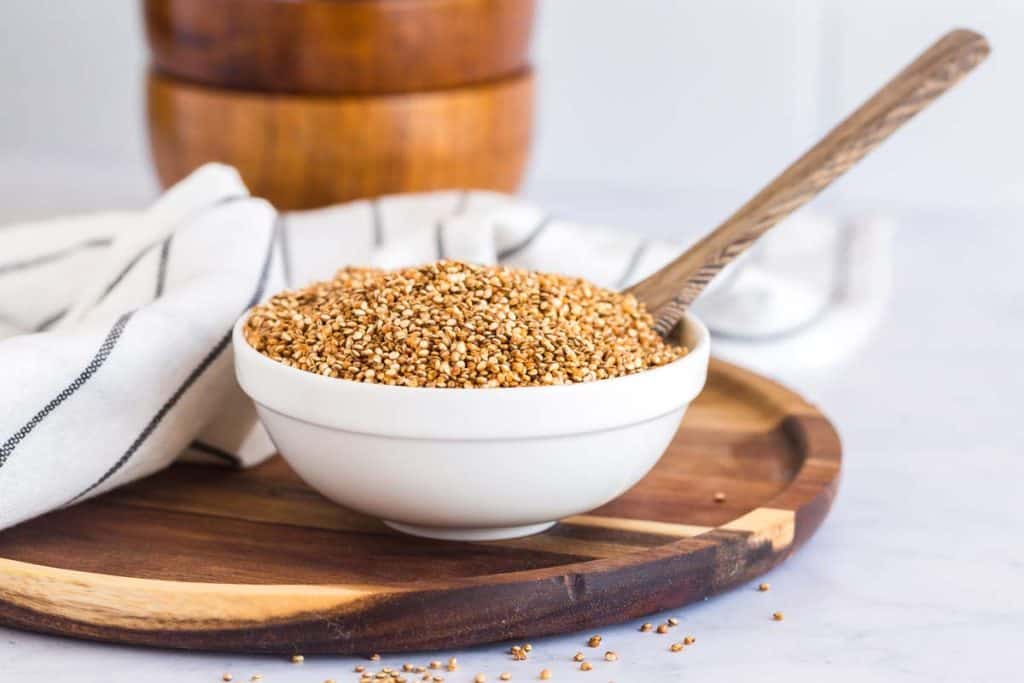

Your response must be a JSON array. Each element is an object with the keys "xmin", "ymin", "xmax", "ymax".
[
  {"xmin": 143, "ymin": 0, "xmax": 536, "ymax": 208},
  {"xmin": 143, "ymin": 0, "xmax": 536, "ymax": 94},
  {"xmin": 0, "ymin": 1, "xmax": 1017, "ymax": 224},
  {"xmin": 147, "ymin": 70, "xmax": 533, "ymax": 209}
]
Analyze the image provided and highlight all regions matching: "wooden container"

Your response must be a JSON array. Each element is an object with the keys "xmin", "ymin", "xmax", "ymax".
[
  {"xmin": 143, "ymin": 0, "xmax": 536, "ymax": 95},
  {"xmin": 146, "ymin": 69, "xmax": 533, "ymax": 209}
]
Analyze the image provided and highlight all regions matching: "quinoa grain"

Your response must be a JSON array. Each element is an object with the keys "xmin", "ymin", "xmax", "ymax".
[{"xmin": 244, "ymin": 262, "xmax": 685, "ymax": 389}]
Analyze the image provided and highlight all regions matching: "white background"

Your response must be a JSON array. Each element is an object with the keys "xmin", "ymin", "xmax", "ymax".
[{"xmin": 0, "ymin": 0, "xmax": 1020, "ymax": 226}]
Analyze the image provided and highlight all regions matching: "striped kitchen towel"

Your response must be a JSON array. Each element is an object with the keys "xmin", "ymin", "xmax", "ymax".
[{"xmin": 0, "ymin": 164, "xmax": 886, "ymax": 530}]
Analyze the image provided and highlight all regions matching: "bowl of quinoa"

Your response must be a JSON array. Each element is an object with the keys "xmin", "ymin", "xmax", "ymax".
[{"xmin": 234, "ymin": 261, "xmax": 710, "ymax": 540}]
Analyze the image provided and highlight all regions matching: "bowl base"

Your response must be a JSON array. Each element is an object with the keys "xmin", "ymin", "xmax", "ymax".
[{"xmin": 384, "ymin": 520, "xmax": 556, "ymax": 542}]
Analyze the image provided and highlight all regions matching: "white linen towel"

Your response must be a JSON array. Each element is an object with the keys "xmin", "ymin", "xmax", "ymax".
[{"xmin": 0, "ymin": 164, "xmax": 888, "ymax": 530}]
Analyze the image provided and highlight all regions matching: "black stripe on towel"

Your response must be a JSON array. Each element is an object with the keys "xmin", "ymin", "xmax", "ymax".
[
  {"xmin": 0, "ymin": 237, "xmax": 113, "ymax": 277},
  {"xmin": 94, "ymin": 195, "xmax": 250, "ymax": 310},
  {"xmin": 497, "ymin": 215, "xmax": 554, "ymax": 261},
  {"xmin": 154, "ymin": 234, "xmax": 172, "ymax": 298},
  {"xmin": 0, "ymin": 311, "xmax": 134, "ymax": 470},
  {"xmin": 189, "ymin": 440, "xmax": 242, "ymax": 467},
  {"xmin": 34, "ymin": 308, "xmax": 69, "ymax": 332},
  {"xmin": 278, "ymin": 215, "xmax": 294, "ymax": 287},
  {"xmin": 616, "ymin": 241, "xmax": 649, "ymax": 290},
  {"xmin": 68, "ymin": 220, "xmax": 278, "ymax": 502},
  {"xmin": 435, "ymin": 190, "xmax": 470, "ymax": 260},
  {"xmin": 371, "ymin": 198, "xmax": 384, "ymax": 247}
]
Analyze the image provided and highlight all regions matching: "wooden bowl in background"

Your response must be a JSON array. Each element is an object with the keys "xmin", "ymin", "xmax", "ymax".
[
  {"xmin": 143, "ymin": 0, "xmax": 536, "ymax": 95},
  {"xmin": 147, "ymin": 69, "xmax": 534, "ymax": 210}
]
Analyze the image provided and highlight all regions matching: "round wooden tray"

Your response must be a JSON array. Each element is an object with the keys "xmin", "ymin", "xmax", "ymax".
[
  {"xmin": 0, "ymin": 359, "xmax": 840, "ymax": 654},
  {"xmin": 144, "ymin": 0, "xmax": 536, "ymax": 95},
  {"xmin": 147, "ymin": 69, "xmax": 533, "ymax": 210}
]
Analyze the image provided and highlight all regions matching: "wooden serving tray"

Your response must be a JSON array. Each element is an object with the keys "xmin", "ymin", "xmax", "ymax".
[{"xmin": 0, "ymin": 359, "xmax": 840, "ymax": 654}]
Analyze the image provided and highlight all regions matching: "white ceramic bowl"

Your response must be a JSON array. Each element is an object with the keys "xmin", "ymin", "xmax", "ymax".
[{"xmin": 232, "ymin": 312, "xmax": 710, "ymax": 541}]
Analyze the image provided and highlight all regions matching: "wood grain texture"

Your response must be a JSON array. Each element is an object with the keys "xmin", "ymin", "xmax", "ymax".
[
  {"xmin": 0, "ymin": 359, "xmax": 840, "ymax": 654},
  {"xmin": 627, "ymin": 29, "xmax": 990, "ymax": 335},
  {"xmin": 143, "ymin": 0, "xmax": 536, "ymax": 95},
  {"xmin": 147, "ymin": 69, "xmax": 533, "ymax": 210}
]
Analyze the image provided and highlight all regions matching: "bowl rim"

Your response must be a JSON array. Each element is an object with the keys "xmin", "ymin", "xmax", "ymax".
[
  {"xmin": 232, "ymin": 309, "xmax": 709, "ymax": 397},
  {"xmin": 233, "ymin": 308, "xmax": 710, "ymax": 439}
]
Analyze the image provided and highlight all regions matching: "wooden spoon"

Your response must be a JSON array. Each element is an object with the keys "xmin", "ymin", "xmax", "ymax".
[{"xmin": 627, "ymin": 29, "xmax": 990, "ymax": 336}]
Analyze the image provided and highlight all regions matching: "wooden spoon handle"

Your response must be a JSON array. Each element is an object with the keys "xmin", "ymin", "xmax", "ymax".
[{"xmin": 627, "ymin": 28, "xmax": 989, "ymax": 334}]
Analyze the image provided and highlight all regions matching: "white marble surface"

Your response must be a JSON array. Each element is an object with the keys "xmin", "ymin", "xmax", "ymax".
[{"xmin": 1, "ymin": 183, "xmax": 1021, "ymax": 682}]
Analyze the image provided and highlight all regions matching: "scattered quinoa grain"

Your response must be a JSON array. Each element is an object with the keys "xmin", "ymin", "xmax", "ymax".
[
  {"xmin": 355, "ymin": 666, "xmax": 366, "ymax": 673},
  {"xmin": 325, "ymin": 679, "xmax": 335, "ymax": 683},
  {"xmin": 604, "ymin": 651, "xmax": 618, "ymax": 662},
  {"xmin": 251, "ymin": 676, "xmax": 262, "ymax": 681},
  {"xmin": 667, "ymin": 617, "xmax": 679, "ymax": 626},
  {"xmin": 683, "ymin": 636, "xmax": 696, "ymax": 645},
  {"xmin": 291, "ymin": 654, "xmax": 304, "ymax": 664},
  {"xmin": 474, "ymin": 674, "xmax": 486, "ymax": 683},
  {"xmin": 580, "ymin": 662, "xmax": 593, "ymax": 672},
  {"xmin": 670, "ymin": 643, "xmax": 684, "ymax": 653},
  {"xmin": 656, "ymin": 624, "xmax": 669, "ymax": 634},
  {"xmin": 244, "ymin": 261, "xmax": 686, "ymax": 389},
  {"xmin": 523, "ymin": 644, "xmax": 532, "ymax": 653},
  {"xmin": 572, "ymin": 652, "xmax": 584, "ymax": 662},
  {"xmin": 539, "ymin": 669, "xmax": 552, "ymax": 680},
  {"xmin": 429, "ymin": 661, "xmax": 442, "ymax": 670},
  {"xmin": 500, "ymin": 674, "xmax": 512, "ymax": 681},
  {"xmin": 773, "ymin": 611, "xmax": 784, "ymax": 621},
  {"xmin": 639, "ymin": 623, "xmax": 653, "ymax": 632},
  {"xmin": 587, "ymin": 635, "xmax": 602, "ymax": 647},
  {"xmin": 758, "ymin": 583, "xmax": 770, "ymax": 592},
  {"xmin": 222, "ymin": 674, "xmax": 233, "ymax": 681},
  {"xmin": 370, "ymin": 654, "xmax": 381, "ymax": 662}
]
